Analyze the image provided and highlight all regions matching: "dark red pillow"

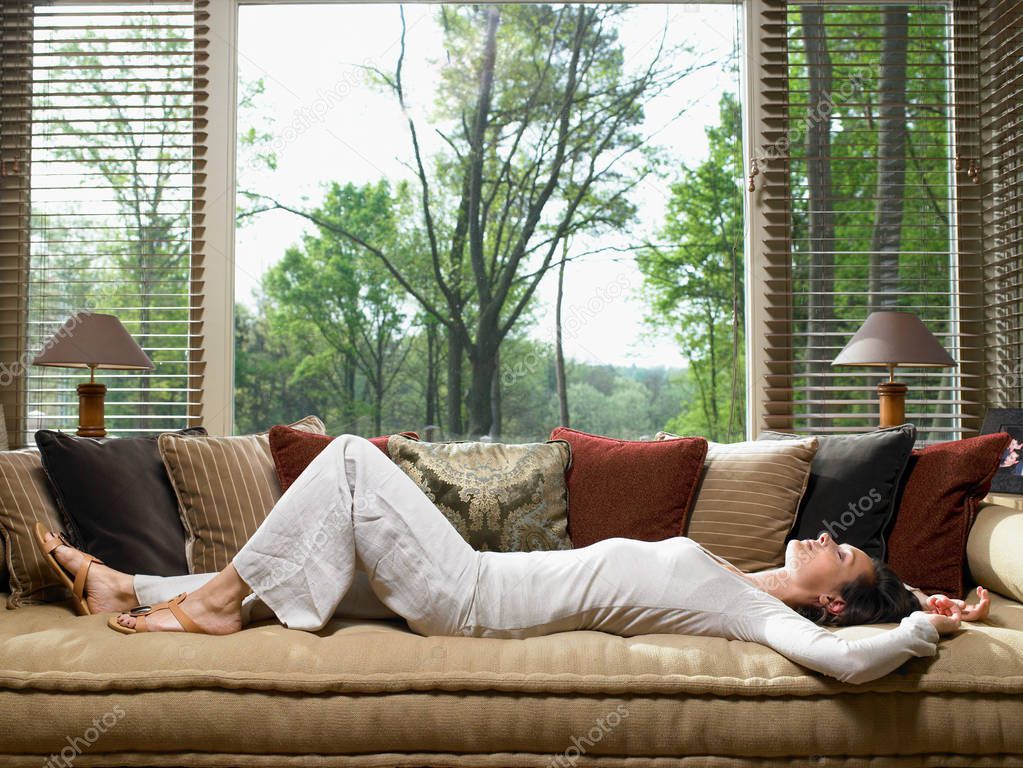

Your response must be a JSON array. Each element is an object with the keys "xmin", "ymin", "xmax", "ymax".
[
  {"xmin": 549, "ymin": 427, "xmax": 708, "ymax": 548},
  {"xmin": 269, "ymin": 426, "xmax": 419, "ymax": 492},
  {"xmin": 885, "ymin": 432, "xmax": 1011, "ymax": 597}
]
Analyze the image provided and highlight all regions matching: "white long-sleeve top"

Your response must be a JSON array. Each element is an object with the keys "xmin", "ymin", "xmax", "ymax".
[{"xmin": 467, "ymin": 535, "xmax": 940, "ymax": 685}]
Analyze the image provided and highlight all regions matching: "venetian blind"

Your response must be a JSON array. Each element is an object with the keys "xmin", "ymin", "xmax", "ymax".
[
  {"xmin": 0, "ymin": 1, "xmax": 207, "ymax": 444},
  {"xmin": 755, "ymin": 0, "xmax": 979, "ymax": 443},
  {"xmin": 977, "ymin": 0, "xmax": 1023, "ymax": 407}
]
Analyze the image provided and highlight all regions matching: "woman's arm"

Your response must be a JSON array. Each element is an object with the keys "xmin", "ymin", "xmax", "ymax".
[{"xmin": 736, "ymin": 602, "xmax": 950, "ymax": 685}]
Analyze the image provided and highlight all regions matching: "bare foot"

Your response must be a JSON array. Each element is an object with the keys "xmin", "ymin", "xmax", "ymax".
[
  {"xmin": 113, "ymin": 566, "xmax": 248, "ymax": 635},
  {"xmin": 43, "ymin": 531, "xmax": 136, "ymax": 614}
]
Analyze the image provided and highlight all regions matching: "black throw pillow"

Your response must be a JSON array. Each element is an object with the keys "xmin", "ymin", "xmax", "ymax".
[
  {"xmin": 36, "ymin": 428, "xmax": 206, "ymax": 576},
  {"xmin": 759, "ymin": 424, "xmax": 916, "ymax": 559}
]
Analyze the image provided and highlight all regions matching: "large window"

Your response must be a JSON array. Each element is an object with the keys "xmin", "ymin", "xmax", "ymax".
[
  {"xmin": 232, "ymin": 3, "xmax": 746, "ymax": 442},
  {"xmin": 756, "ymin": 2, "xmax": 965, "ymax": 443},
  {"xmin": 2, "ymin": 2, "xmax": 205, "ymax": 441}
]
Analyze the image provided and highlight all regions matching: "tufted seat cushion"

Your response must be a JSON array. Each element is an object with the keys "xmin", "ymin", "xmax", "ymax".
[{"xmin": 1, "ymin": 587, "xmax": 1022, "ymax": 766}]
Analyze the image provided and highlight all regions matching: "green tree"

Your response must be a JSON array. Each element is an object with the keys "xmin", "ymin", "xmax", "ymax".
[
  {"xmin": 251, "ymin": 5, "xmax": 696, "ymax": 437},
  {"xmin": 638, "ymin": 93, "xmax": 745, "ymax": 442},
  {"xmin": 263, "ymin": 182, "xmax": 413, "ymax": 434},
  {"xmin": 233, "ymin": 303, "xmax": 330, "ymax": 434}
]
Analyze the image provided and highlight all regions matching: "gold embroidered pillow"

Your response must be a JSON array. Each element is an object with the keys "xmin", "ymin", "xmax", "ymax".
[
  {"xmin": 0, "ymin": 449, "xmax": 69, "ymax": 607},
  {"xmin": 159, "ymin": 416, "xmax": 327, "ymax": 573},
  {"xmin": 386, "ymin": 434, "xmax": 573, "ymax": 552},
  {"xmin": 658, "ymin": 432, "xmax": 818, "ymax": 571}
]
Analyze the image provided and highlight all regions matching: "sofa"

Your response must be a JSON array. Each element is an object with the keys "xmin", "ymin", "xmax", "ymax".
[{"xmin": 1, "ymin": 497, "xmax": 1021, "ymax": 768}]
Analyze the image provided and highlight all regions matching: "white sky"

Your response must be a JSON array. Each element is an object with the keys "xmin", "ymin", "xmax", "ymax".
[{"xmin": 234, "ymin": 3, "xmax": 741, "ymax": 370}]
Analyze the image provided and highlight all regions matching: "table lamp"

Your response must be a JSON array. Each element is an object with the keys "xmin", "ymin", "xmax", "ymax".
[
  {"xmin": 32, "ymin": 312, "xmax": 154, "ymax": 437},
  {"xmin": 832, "ymin": 311, "xmax": 955, "ymax": 429}
]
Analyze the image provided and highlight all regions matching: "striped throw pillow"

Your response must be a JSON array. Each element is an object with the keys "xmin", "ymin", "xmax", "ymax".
[
  {"xmin": 657, "ymin": 433, "xmax": 818, "ymax": 572},
  {"xmin": 0, "ymin": 449, "xmax": 70, "ymax": 607},
  {"xmin": 159, "ymin": 416, "xmax": 326, "ymax": 573}
]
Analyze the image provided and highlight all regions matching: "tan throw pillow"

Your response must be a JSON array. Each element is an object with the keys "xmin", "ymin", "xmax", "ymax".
[
  {"xmin": 657, "ymin": 433, "xmax": 817, "ymax": 571},
  {"xmin": 386, "ymin": 434, "xmax": 573, "ymax": 552},
  {"xmin": 159, "ymin": 416, "xmax": 326, "ymax": 573},
  {"xmin": 0, "ymin": 449, "xmax": 70, "ymax": 607}
]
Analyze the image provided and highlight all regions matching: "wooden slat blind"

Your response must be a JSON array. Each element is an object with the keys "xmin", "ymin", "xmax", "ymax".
[
  {"xmin": 190, "ymin": 0, "xmax": 208, "ymax": 431},
  {"xmin": 977, "ymin": 0, "xmax": 1023, "ymax": 408},
  {"xmin": 0, "ymin": 2, "xmax": 208, "ymax": 444},
  {"xmin": 0, "ymin": 1, "xmax": 33, "ymax": 449},
  {"xmin": 755, "ymin": 0, "xmax": 979, "ymax": 443}
]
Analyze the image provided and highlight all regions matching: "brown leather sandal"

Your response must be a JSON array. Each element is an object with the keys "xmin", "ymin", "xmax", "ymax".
[
  {"xmin": 108, "ymin": 593, "xmax": 206, "ymax": 635},
  {"xmin": 33, "ymin": 522, "xmax": 101, "ymax": 616}
]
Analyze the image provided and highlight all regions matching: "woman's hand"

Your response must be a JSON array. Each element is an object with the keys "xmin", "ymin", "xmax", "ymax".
[
  {"xmin": 925, "ymin": 604, "xmax": 962, "ymax": 635},
  {"xmin": 926, "ymin": 586, "xmax": 991, "ymax": 623}
]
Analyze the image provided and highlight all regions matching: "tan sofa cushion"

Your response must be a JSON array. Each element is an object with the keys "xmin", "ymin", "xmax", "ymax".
[
  {"xmin": 970, "ymin": 502, "xmax": 1023, "ymax": 603},
  {"xmin": 0, "ymin": 591, "xmax": 1022, "ymax": 764},
  {"xmin": 1, "ymin": 591, "xmax": 1021, "ymax": 698},
  {"xmin": 159, "ymin": 415, "xmax": 326, "ymax": 572}
]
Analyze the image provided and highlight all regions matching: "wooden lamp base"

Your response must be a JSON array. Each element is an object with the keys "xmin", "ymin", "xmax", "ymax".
[
  {"xmin": 76, "ymin": 382, "xmax": 107, "ymax": 438},
  {"xmin": 877, "ymin": 381, "xmax": 908, "ymax": 429}
]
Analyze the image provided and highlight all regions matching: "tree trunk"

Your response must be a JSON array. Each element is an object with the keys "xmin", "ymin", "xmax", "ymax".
[
  {"xmin": 802, "ymin": 6, "xmax": 836, "ymax": 429},
  {"xmin": 374, "ymin": 331, "xmax": 385, "ymax": 434},
  {"xmin": 555, "ymin": 240, "xmax": 570, "ymax": 426},
  {"xmin": 425, "ymin": 320, "xmax": 438, "ymax": 427},
  {"xmin": 706, "ymin": 304, "xmax": 720, "ymax": 441},
  {"xmin": 466, "ymin": 339, "xmax": 499, "ymax": 437},
  {"xmin": 869, "ymin": 7, "xmax": 908, "ymax": 311},
  {"xmin": 446, "ymin": 326, "xmax": 464, "ymax": 437},
  {"xmin": 490, "ymin": 348, "xmax": 502, "ymax": 439},
  {"xmin": 343, "ymin": 351, "xmax": 357, "ymax": 431},
  {"xmin": 463, "ymin": 7, "xmax": 501, "ymax": 440},
  {"xmin": 727, "ymin": 238, "xmax": 742, "ymax": 442}
]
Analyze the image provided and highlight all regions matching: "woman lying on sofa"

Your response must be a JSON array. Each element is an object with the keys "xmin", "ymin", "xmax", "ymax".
[{"xmin": 36, "ymin": 434, "xmax": 990, "ymax": 685}]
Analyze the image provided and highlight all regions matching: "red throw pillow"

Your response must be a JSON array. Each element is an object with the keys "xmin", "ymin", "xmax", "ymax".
[
  {"xmin": 885, "ymin": 432, "xmax": 1011, "ymax": 597},
  {"xmin": 549, "ymin": 427, "xmax": 708, "ymax": 548},
  {"xmin": 269, "ymin": 426, "xmax": 419, "ymax": 492}
]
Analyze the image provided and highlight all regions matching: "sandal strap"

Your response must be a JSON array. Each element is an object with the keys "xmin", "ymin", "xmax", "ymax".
[
  {"xmin": 41, "ymin": 533, "xmax": 63, "ymax": 556},
  {"xmin": 71, "ymin": 555, "xmax": 98, "ymax": 603},
  {"xmin": 132, "ymin": 593, "xmax": 202, "ymax": 634},
  {"xmin": 167, "ymin": 594, "xmax": 202, "ymax": 634}
]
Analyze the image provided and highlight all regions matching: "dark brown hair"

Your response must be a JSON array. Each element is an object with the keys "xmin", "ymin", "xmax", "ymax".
[{"xmin": 796, "ymin": 558, "xmax": 919, "ymax": 627}]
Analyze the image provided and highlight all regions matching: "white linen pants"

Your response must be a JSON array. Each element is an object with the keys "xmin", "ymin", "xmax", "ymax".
[{"xmin": 140, "ymin": 434, "xmax": 476, "ymax": 634}]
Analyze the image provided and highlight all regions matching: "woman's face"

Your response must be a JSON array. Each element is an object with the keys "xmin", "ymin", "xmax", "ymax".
[{"xmin": 783, "ymin": 532, "xmax": 874, "ymax": 615}]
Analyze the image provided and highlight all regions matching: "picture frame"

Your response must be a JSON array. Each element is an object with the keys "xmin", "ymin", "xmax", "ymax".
[{"xmin": 981, "ymin": 408, "xmax": 1023, "ymax": 494}]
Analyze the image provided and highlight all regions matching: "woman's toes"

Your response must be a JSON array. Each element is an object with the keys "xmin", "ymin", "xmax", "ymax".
[{"xmin": 117, "ymin": 614, "xmax": 135, "ymax": 629}]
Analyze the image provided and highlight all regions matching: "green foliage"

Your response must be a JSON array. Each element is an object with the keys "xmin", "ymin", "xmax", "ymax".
[
  {"xmin": 259, "ymin": 181, "xmax": 414, "ymax": 433},
  {"xmin": 638, "ymin": 92, "xmax": 746, "ymax": 442}
]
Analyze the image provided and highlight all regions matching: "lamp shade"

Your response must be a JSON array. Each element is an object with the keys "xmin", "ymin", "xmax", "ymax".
[
  {"xmin": 32, "ymin": 312, "xmax": 154, "ymax": 371},
  {"xmin": 832, "ymin": 311, "xmax": 955, "ymax": 368}
]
